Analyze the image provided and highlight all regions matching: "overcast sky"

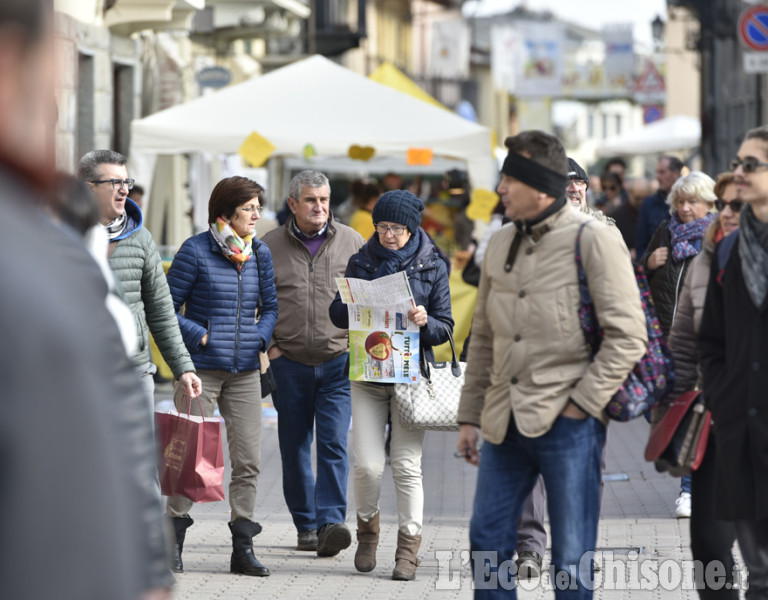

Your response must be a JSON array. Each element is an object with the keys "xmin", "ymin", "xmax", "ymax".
[{"xmin": 462, "ymin": 0, "xmax": 668, "ymax": 50}]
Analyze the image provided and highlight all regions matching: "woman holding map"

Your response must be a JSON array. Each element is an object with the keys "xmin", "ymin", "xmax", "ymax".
[{"xmin": 330, "ymin": 190, "xmax": 453, "ymax": 581}]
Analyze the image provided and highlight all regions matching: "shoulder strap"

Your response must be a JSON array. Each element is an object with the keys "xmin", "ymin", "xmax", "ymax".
[
  {"xmin": 716, "ymin": 230, "xmax": 739, "ymax": 287},
  {"xmin": 254, "ymin": 244, "xmax": 263, "ymax": 320}
]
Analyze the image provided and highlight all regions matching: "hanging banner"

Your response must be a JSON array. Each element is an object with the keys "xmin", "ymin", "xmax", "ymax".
[
  {"xmin": 514, "ymin": 21, "xmax": 564, "ymax": 98},
  {"xmin": 429, "ymin": 17, "xmax": 470, "ymax": 79}
]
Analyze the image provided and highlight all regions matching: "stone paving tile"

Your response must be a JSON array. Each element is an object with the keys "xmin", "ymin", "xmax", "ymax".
[{"xmin": 154, "ymin": 385, "xmax": 742, "ymax": 599}]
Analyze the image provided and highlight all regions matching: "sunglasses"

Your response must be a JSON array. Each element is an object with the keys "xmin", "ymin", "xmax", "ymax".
[
  {"xmin": 714, "ymin": 198, "xmax": 743, "ymax": 212},
  {"xmin": 730, "ymin": 156, "xmax": 768, "ymax": 173}
]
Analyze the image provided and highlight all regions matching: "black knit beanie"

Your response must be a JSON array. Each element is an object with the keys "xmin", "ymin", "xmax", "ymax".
[
  {"xmin": 372, "ymin": 190, "xmax": 424, "ymax": 234},
  {"xmin": 567, "ymin": 157, "xmax": 589, "ymax": 189}
]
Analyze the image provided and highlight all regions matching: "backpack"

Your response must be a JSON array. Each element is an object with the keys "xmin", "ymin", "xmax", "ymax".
[{"xmin": 575, "ymin": 221, "xmax": 675, "ymax": 421}]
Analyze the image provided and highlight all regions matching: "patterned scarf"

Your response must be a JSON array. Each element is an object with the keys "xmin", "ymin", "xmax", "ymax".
[
  {"xmin": 668, "ymin": 211, "xmax": 717, "ymax": 263},
  {"xmin": 738, "ymin": 205, "xmax": 768, "ymax": 308},
  {"xmin": 210, "ymin": 217, "xmax": 254, "ymax": 268},
  {"xmin": 104, "ymin": 212, "xmax": 127, "ymax": 240},
  {"xmin": 369, "ymin": 227, "xmax": 421, "ymax": 278}
]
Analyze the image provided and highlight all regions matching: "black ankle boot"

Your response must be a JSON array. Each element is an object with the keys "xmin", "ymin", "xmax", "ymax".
[
  {"xmin": 171, "ymin": 515, "xmax": 194, "ymax": 573},
  {"xmin": 228, "ymin": 520, "xmax": 270, "ymax": 577}
]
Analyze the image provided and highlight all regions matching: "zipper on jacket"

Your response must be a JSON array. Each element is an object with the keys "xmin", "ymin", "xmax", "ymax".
[
  {"xmin": 671, "ymin": 262, "xmax": 686, "ymax": 325},
  {"xmin": 308, "ymin": 260, "xmax": 315, "ymax": 349},
  {"xmin": 234, "ymin": 270, "xmax": 242, "ymax": 374}
]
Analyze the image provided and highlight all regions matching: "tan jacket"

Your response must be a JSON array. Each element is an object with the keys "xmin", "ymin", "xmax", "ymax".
[
  {"xmin": 457, "ymin": 202, "xmax": 647, "ymax": 442},
  {"xmin": 261, "ymin": 216, "xmax": 364, "ymax": 365}
]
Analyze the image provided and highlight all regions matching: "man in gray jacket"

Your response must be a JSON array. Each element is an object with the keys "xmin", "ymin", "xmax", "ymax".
[
  {"xmin": 263, "ymin": 170, "xmax": 364, "ymax": 557},
  {"xmin": 79, "ymin": 150, "xmax": 201, "ymax": 404}
]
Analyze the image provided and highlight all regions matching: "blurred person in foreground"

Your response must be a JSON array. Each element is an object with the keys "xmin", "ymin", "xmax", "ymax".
[
  {"xmin": 458, "ymin": 131, "xmax": 645, "ymax": 599},
  {"xmin": 165, "ymin": 176, "xmax": 278, "ymax": 576},
  {"xmin": 0, "ymin": 1, "xmax": 172, "ymax": 598},
  {"xmin": 640, "ymin": 171, "xmax": 717, "ymax": 519},
  {"xmin": 700, "ymin": 127, "xmax": 768, "ymax": 598},
  {"xmin": 666, "ymin": 172, "xmax": 741, "ymax": 599}
]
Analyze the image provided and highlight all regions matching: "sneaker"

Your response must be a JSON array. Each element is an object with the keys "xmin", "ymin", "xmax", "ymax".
[
  {"xmin": 297, "ymin": 529, "xmax": 318, "ymax": 551},
  {"xmin": 316, "ymin": 523, "xmax": 352, "ymax": 557},
  {"xmin": 515, "ymin": 550, "xmax": 542, "ymax": 580},
  {"xmin": 675, "ymin": 492, "xmax": 691, "ymax": 518}
]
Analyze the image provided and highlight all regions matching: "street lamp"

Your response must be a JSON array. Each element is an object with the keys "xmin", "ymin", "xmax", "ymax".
[{"xmin": 651, "ymin": 15, "xmax": 665, "ymax": 50}]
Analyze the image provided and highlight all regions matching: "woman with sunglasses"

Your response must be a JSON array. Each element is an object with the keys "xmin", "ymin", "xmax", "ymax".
[
  {"xmin": 641, "ymin": 171, "xmax": 717, "ymax": 520},
  {"xmin": 664, "ymin": 172, "xmax": 740, "ymax": 599},
  {"xmin": 164, "ymin": 176, "xmax": 278, "ymax": 577},
  {"xmin": 329, "ymin": 190, "xmax": 453, "ymax": 581}
]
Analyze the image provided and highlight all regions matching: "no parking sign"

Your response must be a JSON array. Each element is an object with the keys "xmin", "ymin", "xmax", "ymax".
[{"xmin": 739, "ymin": 6, "xmax": 768, "ymax": 72}]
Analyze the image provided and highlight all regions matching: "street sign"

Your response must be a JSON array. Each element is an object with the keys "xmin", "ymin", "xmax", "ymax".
[
  {"xmin": 634, "ymin": 60, "xmax": 665, "ymax": 105},
  {"xmin": 196, "ymin": 66, "xmax": 232, "ymax": 89},
  {"xmin": 738, "ymin": 6, "xmax": 768, "ymax": 51},
  {"xmin": 643, "ymin": 104, "xmax": 664, "ymax": 124},
  {"xmin": 744, "ymin": 52, "xmax": 768, "ymax": 73}
]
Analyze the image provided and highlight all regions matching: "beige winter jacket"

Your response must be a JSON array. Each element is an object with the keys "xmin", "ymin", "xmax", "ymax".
[
  {"xmin": 262, "ymin": 215, "xmax": 364, "ymax": 365},
  {"xmin": 457, "ymin": 202, "xmax": 647, "ymax": 442}
]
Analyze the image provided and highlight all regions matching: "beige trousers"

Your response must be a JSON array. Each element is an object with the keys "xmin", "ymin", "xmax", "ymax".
[
  {"xmin": 351, "ymin": 381, "xmax": 425, "ymax": 536},
  {"xmin": 165, "ymin": 369, "xmax": 262, "ymax": 523}
]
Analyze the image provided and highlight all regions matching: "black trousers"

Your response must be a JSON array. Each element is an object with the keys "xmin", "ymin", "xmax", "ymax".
[
  {"xmin": 734, "ymin": 519, "xmax": 768, "ymax": 600},
  {"xmin": 690, "ymin": 436, "xmax": 739, "ymax": 599}
]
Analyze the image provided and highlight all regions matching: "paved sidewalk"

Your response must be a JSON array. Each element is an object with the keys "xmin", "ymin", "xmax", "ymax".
[{"xmin": 155, "ymin": 384, "xmax": 743, "ymax": 599}]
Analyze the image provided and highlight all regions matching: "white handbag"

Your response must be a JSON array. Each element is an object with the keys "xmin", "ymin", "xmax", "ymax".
[{"xmin": 394, "ymin": 328, "xmax": 465, "ymax": 432}]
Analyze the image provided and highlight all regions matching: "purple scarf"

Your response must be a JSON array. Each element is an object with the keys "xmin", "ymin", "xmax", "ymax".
[{"xmin": 668, "ymin": 212, "xmax": 717, "ymax": 263}]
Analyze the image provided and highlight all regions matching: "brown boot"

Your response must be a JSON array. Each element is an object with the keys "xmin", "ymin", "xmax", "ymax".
[
  {"xmin": 392, "ymin": 531, "xmax": 421, "ymax": 581},
  {"xmin": 354, "ymin": 513, "xmax": 380, "ymax": 572}
]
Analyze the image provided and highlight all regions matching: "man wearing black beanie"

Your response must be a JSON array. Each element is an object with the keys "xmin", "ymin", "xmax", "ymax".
[{"xmin": 457, "ymin": 131, "xmax": 647, "ymax": 599}]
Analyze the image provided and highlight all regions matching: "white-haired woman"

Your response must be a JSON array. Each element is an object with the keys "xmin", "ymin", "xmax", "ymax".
[{"xmin": 640, "ymin": 170, "xmax": 717, "ymax": 520}]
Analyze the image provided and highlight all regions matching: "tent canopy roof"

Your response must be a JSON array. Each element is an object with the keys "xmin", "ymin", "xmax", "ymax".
[
  {"xmin": 130, "ymin": 55, "xmax": 493, "ymax": 187},
  {"xmin": 597, "ymin": 115, "xmax": 701, "ymax": 157}
]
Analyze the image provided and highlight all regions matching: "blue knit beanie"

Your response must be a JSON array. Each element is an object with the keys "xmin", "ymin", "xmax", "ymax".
[{"xmin": 372, "ymin": 190, "xmax": 424, "ymax": 234}]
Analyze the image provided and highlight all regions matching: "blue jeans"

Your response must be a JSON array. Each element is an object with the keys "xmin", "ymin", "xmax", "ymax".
[
  {"xmin": 270, "ymin": 352, "xmax": 351, "ymax": 532},
  {"xmin": 470, "ymin": 415, "xmax": 606, "ymax": 599},
  {"xmin": 680, "ymin": 473, "xmax": 692, "ymax": 495}
]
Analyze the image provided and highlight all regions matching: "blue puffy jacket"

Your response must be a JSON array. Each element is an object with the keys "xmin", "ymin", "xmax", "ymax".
[
  {"xmin": 329, "ymin": 228, "xmax": 453, "ymax": 364},
  {"xmin": 166, "ymin": 231, "xmax": 278, "ymax": 373}
]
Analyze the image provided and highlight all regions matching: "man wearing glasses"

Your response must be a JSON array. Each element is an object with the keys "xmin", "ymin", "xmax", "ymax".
[
  {"xmin": 262, "ymin": 170, "xmax": 364, "ymax": 557},
  {"xmin": 79, "ymin": 150, "xmax": 202, "ymax": 412},
  {"xmin": 699, "ymin": 127, "xmax": 768, "ymax": 597}
]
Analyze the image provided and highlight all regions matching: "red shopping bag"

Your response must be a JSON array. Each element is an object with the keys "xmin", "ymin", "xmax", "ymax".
[{"xmin": 155, "ymin": 396, "xmax": 225, "ymax": 503}]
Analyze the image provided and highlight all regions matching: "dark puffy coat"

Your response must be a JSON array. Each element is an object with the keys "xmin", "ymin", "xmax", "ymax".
[
  {"xmin": 699, "ymin": 233, "xmax": 768, "ymax": 520},
  {"xmin": 329, "ymin": 228, "xmax": 453, "ymax": 363},
  {"xmin": 641, "ymin": 220, "xmax": 693, "ymax": 337},
  {"xmin": 166, "ymin": 231, "xmax": 278, "ymax": 373}
]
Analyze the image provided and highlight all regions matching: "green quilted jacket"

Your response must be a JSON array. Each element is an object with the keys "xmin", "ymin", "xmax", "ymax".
[{"xmin": 109, "ymin": 200, "xmax": 194, "ymax": 378}]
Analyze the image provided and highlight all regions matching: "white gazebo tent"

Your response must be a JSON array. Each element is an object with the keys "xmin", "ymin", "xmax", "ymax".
[
  {"xmin": 597, "ymin": 115, "xmax": 701, "ymax": 157},
  {"xmin": 129, "ymin": 55, "xmax": 494, "ymax": 247}
]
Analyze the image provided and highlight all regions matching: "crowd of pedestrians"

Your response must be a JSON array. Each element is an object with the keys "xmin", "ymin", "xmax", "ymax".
[{"xmin": 2, "ymin": 3, "xmax": 768, "ymax": 600}]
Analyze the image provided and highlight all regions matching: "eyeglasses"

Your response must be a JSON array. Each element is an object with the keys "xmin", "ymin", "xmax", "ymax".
[
  {"xmin": 90, "ymin": 178, "xmax": 135, "ymax": 190},
  {"xmin": 237, "ymin": 205, "xmax": 261, "ymax": 213},
  {"xmin": 603, "ymin": 185, "xmax": 619, "ymax": 192},
  {"xmin": 730, "ymin": 156, "xmax": 768, "ymax": 173},
  {"xmin": 375, "ymin": 224, "xmax": 408, "ymax": 236},
  {"xmin": 567, "ymin": 178, "xmax": 587, "ymax": 188},
  {"xmin": 714, "ymin": 198, "xmax": 743, "ymax": 213}
]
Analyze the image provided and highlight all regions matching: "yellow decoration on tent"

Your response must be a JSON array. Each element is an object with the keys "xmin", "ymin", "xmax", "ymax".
[
  {"xmin": 466, "ymin": 188, "xmax": 499, "ymax": 222},
  {"xmin": 348, "ymin": 145, "xmax": 375, "ymax": 161},
  {"xmin": 406, "ymin": 148, "xmax": 433, "ymax": 166},
  {"xmin": 238, "ymin": 131, "xmax": 276, "ymax": 167},
  {"xmin": 302, "ymin": 143, "xmax": 317, "ymax": 160}
]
